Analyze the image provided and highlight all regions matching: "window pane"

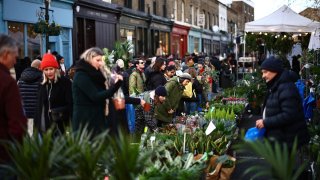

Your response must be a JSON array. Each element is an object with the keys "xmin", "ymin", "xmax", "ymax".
[
  {"xmin": 27, "ymin": 24, "xmax": 41, "ymax": 59},
  {"xmin": 8, "ymin": 22, "xmax": 24, "ymax": 59}
]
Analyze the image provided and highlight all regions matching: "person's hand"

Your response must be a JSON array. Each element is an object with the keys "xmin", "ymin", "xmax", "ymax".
[
  {"xmin": 256, "ymin": 119, "xmax": 265, "ymax": 129},
  {"xmin": 117, "ymin": 74, "xmax": 123, "ymax": 81},
  {"xmin": 114, "ymin": 74, "xmax": 123, "ymax": 83},
  {"xmin": 140, "ymin": 99, "xmax": 146, "ymax": 107},
  {"xmin": 168, "ymin": 109, "xmax": 175, "ymax": 114}
]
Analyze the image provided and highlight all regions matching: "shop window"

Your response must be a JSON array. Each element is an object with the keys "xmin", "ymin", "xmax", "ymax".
[
  {"xmin": 159, "ymin": 32, "xmax": 169, "ymax": 56},
  {"xmin": 194, "ymin": 37, "xmax": 199, "ymax": 54},
  {"xmin": 27, "ymin": 24, "xmax": 41, "ymax": 59},
  {"xmin": 85, "ymin": 19, "xmax": 96, "ymax": 49},
  {"xmin": 8, "ymin": 22, "xmax": 25, "ymax": 59}
]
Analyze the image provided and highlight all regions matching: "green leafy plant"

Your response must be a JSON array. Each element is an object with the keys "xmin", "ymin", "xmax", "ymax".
[
  {"xmin": 234, "ymin": 138, "xmax": 307, "ymax": 180},
  {"xmin": 0, "ymin": 129, "xmax": 73, "ymax": 180},
  {"xmin": 103, "ymin": 129, "xmax": 151, "ymax": 180},
  {"xmin": 33, "ymin": 19, "xmax": 61, "ymax": 36}
]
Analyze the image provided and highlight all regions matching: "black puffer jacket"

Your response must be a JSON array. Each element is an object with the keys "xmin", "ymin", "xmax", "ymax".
[
  {"xmin": 263, "ymin": 70, "xmax": 309, "ymax": 148},
  {"xmin": 18, "ymin": 67, "xmax": 43, "ymax": 118}
]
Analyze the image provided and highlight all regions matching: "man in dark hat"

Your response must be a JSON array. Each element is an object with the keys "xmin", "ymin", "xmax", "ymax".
[{"xmin": 256, "ymin": 56, "xmax": 309, "ymax": 150}]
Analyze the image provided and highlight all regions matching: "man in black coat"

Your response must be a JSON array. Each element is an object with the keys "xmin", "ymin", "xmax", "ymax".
[
  {"xmin": 18, "ymin": 59, "xmax": 43, "ymax": 136},
  {"xmin": 256, "ymin": 56, "xmax": 309, "ymax": 149}
]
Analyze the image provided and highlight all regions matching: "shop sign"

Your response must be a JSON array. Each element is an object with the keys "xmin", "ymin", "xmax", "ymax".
[
  {"xmin": 197, "ymin": 13, "xmax": 205, "ymax": 27},
  {"xmin": 150, "ymin": 23, "xmax": 170, "ymax": 31},
  {"xmin": 81, "ymin": 7, "xmax": 116, "ymax": 22},
  {"xmin": 172, "ymin": 27, "xmax": 188, "ymax": 35},
  {"xmin": 202, "ymin": 34, "xmax": 211, "ymax": 40},
  {"xmin": 121, "ymin": 16, "xmax": 148, "ymax": 27}
]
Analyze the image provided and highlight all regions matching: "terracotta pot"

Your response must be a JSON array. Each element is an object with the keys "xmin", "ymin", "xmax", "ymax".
[{"xmin": 113, "ymin": 98, "xmax": 125, "ymax": 110}]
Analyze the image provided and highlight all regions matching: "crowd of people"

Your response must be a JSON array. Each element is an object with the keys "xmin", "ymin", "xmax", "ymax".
[{"xmin": 0, "ymin": 33, "xmax": 310, "ymax": 178}]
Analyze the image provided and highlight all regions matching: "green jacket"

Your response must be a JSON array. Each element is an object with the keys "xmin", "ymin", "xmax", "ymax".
[
  {"xmin": 154, "ymin": 76, "xmax": 184, "ymax": 122},
  {"xmin": 129, "ymin": 69, "xmax": 146, "ymax": 95}
]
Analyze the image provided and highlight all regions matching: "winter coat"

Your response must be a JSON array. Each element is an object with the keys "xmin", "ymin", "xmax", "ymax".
[
  {"xmin": 34, "ymin": 75, "xmax": 72, "ymax": 134},
  {"xmin": 18, "ymin": 67, "xmax": 42, "ymax": 118},
  {"xmin": 135, "ymin": 91, "xmax": 158, "ymax": 133},
  {"xmin": 72, "ymin": 60, "xmax": 122, "ymax": 136},
  {"xmin": 263, "ymin": 70, "xmax": 310, "ymax": 149},
  {"xmin": 129, "ymin": 69, "xmax": 146, "ymax": 95},
  {"xmin": 146, "ymin": 71, "xmax": 167, "ymax": 90},
  {"xmin": 0, "ymin": 63, "xmax": 27, "ymax": 163},
  {"xmin": 155, "ymin": 76, "xmax": 184, "ymax": 122}
]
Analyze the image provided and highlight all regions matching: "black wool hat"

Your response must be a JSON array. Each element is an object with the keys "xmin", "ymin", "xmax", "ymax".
[
  {"xmin": 261, "ymin": 56, "xmax": 283, "ymax": 73},
  {"xmin": 155, "ymin": 86, "xmax": 167, "ymax": 97}
]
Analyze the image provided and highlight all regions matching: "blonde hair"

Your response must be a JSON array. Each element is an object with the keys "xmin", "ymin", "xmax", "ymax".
[
  {"xmin": 80, "ymin": 47, "xmax": 104, "ymax": 64},
  {"xmin": 41, "ymin": 69, "xmax": 61, "ymax": 84}
]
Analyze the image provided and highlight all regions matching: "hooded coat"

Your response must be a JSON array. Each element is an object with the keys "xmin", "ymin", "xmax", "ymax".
[{"xmin": 263, "ymin": 70, "xmax": 310, "ymax": 149}]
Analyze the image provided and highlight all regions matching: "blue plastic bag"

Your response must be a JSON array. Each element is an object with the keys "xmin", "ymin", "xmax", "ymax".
[
  {"xmin": 244, "ymin": 127, "xmax": 266, "ymax": 141},
  {"xmin": 126, "ymin": 104, "xmax": 136, "ymax": 133}
]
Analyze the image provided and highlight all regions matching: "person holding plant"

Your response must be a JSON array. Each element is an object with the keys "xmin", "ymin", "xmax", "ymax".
[
  {"xmin": 72, "ymin": 47, "xmax": 123, "ymax": 136},
  {"xmin": 34, "ymin": 53, "xmax": 72, "ymax": 135},
  {"xmin": 255, "ymin": 56, "xmax": 309, "ymax": 149},
  {"xmin": 135, "ymin": 86, "xmax": 167, "ymax": 133},
  {"xmin": 155, "ymin": 73, "xmax": 192, "ymax": 127}
]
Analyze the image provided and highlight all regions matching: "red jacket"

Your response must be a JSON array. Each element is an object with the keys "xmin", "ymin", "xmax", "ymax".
[{"xmin": 0, "ymin": 63, "xmax": 27, "ymax": 163}]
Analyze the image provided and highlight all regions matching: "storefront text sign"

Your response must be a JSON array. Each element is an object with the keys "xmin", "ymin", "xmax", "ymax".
[
  {"xmin": 150, "ymin": 23, "xmax": 170, "ymax": 31},
  {"xmin": 172, "ymin": 27, "xmax": 188, "ymax": 35}
]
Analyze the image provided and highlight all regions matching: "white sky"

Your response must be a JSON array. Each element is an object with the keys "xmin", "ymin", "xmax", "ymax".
[{"xmin": 251, "ymin": 0, "xmax": 313, "ymax": 20}]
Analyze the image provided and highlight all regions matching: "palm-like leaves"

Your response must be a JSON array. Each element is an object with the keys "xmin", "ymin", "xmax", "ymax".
[{"xmin": 235, "ymin": 138, "xmax": 306, "ymax": 180}]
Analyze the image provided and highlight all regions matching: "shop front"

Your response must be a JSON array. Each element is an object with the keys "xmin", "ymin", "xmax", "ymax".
[
  {"xmin": 212, "ymin": 33, "xmax": 221, "ymax": 55},
  {"xmin": 188, "ymin": 27, "xmax": 202, "ymax": 55},
  {"xmin": 202, "ymin": 30, "xmax": 213, "ymax": 56},
  {"xmin": 150, "ymin": 16, "xmax": 172, "ymax": 57},
  {"xmin": 1, "ymin": 0, "xmax": 73, "ymax": 67},
  {"xmin": 73, "ymin": 0, "xmax": 120, "ymax": 61},
  {"xmin": 171, "ymin": 23, "xmax": 190, "ymax": 58},
  {"xmin": 119, "ymin": 10, "xmax": 149, "ymax": 57}
]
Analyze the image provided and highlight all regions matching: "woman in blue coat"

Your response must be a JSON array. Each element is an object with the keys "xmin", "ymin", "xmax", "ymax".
[{"xmin": 72, "ymin": 47, "xmax": 123, "ymax": 136}]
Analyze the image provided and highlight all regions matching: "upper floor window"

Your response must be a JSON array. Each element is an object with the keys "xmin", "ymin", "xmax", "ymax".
[
  {"xmin": 190, "ymin": 5, "xmax": 194, "ymax": 25},
  {"xmin": 138, "ymin": 0, "xmax": 145, "ymax": 12},
  {"xmin": 181, "ymin": 1, "xmax": 185, "ymax": 22},
  {"xmin": 195, "ymin": 7, "xmax": 199, "ymax": 26},
  {"xmin": 153, "ymin": 1, "xmax": 157, "ymax": 15},
  {"xmin": 124, "ymin": 0, "xmax": 132, "ymax": 8},
  {"xmin": 174, "ymin": 0, "xmax": 177, "ymax": 20}
]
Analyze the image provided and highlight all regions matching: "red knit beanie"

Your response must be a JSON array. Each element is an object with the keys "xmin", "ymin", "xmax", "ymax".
[{"xmin": 41, "ymin": 53, "xmax": 59, "ymax": 70}]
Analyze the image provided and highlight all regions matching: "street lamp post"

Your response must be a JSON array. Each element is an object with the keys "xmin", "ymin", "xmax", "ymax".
[{"xmin": 44, "ymin": 0, "xmax": 50, "ymax": 52}]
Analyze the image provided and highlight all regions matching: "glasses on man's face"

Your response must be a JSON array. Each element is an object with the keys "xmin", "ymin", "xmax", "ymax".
[{"xmin": 139, "ymin": 61, "xmax": 145, "ymax": 64}]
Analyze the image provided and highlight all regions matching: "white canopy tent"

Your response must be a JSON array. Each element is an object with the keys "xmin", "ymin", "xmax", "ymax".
[
  {"xmin": 245, "ymin": 5, "xmax": 320, "ymax": 33},
  {"xmin": 242, "ymin": 5, "xmax": 320, "ymax": 56}
]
